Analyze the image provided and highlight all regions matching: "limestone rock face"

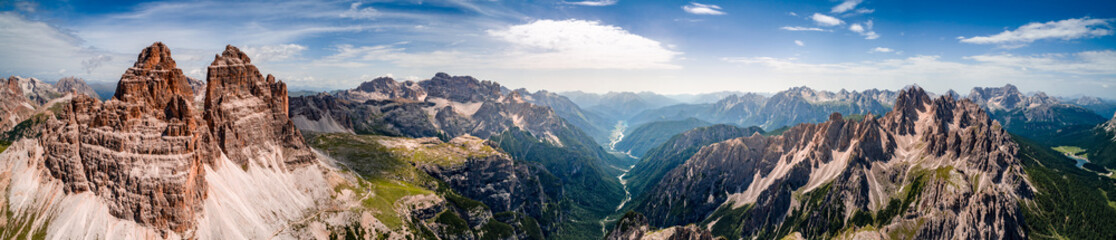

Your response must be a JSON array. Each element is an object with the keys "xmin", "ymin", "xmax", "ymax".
[
  {"xmin": 606, "ymin": 212, "xmax": 716, "ymax": 240},
  {"xmin": 54, "ymin": 76, "xmax": 99, "ymax": 99},
  {"xmin": 0, "ymin": 77, "xmax": 36, "ymax": 133},
  {"xmin": 40, "ymin": 42, "xmax": 218, "ymax": 233},
  {"xmin": 638, "ymin": 87, "xmax": 1029, "ymax": 239},
  {"xmin": 12, "ymin": 76, "xmax": 62, "ymax": 105},
  {"xmin": 290, "ymin": 73, "xmax": 577, "ymax": 146},
  {"xmin": 204, "ymin": 45, "xmax": 314, "ymax": 167}
]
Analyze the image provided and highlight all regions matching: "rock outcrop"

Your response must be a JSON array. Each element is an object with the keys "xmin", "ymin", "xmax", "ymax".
[
  {"xmin": 40, "ymin": 42, "xmax": 218, "ymax": 233},
  {"xmin": 966, "ymin": 84, "xmax": 1107, "ymax": 141},
  {"xmin": 606, "ymin": 212, "xmax": 716, "ymax": 240},
  {"xmin": 13, "ymin": 42, "xmax": 325, "ymax": 237},
  {"xmin": 11, "ymin": 76, "xmax": 62, "ymax": 105},
  {"xmin": 0, "ymin": 77, "xmax": 36, "ymax": 133},
  {"xmin": 290, "ymin": 73, "xmax": 576, "ymax": 146},
  {"xmin": 638, "ymin": 86, "xmax": 1030, "ymax": 239},
  {"xmin": 204, "ymin": 45, "xmax": 314, "ymax": 168},
  {"xmin": 54, "ymin": 76, "xmax": 99, "ymax": 99}
]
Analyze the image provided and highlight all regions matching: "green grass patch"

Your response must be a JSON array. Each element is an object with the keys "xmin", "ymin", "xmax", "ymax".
[
  {"xmin": 1052, "ymin": 146, "xmax": 1087, "ymax": 156},
  {"xmin": 358, "ymin": 179, "xmax": 433, "ymax": 230}
]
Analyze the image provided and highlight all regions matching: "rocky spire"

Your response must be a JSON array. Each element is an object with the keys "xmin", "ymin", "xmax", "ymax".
[
  {"xmin": 204, "ymin": 45, "xmax": 314, "ymax": 168},
  {"xmin": 887, "ymin": 86, "xmax": 932, "ymax": 135},
  {"xmin": 39, "ymin": 42, "xmax": 215, "ymax": 234},
  {"xmin": 113, "ymin": 42, "xmax": 194, "ymax": 114}
]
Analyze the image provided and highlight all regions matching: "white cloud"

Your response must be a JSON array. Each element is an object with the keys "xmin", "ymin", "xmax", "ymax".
[
  {"xmin": 849, "ymin": 21, "xmax": 879, "ymax": 39},
  {"xmin": 849, "ymin": 23, "xmax": 864, "ymax": 33},
  {"xmin": 795, "ymin": 40, "xmax": 804, "ymax": 46},
  {"xmin": 831, "ymin": 0, "xmax": 863, "ymax": 14},
  {"xmin": 869, "ymin": 47, "xmax": 894, "ymax": 53},
  {"xmin": 564, "ymin": 0, "xmax": 618, "ymax": 6},
  {"xmin": 340, "ymin": 2, "xmax": 380, "ymax": 19},
  {"xmin": 321, "ymin": 19, "xmax": 682, "ymax": 70},
  {"xmin": 683, "ymin": 2, "xmax": 726, "ymax": 15},
  {"xmin": 781, "ymin": 26, "xmax": 828, "ymax": 32},
  {"xmin": 240, "ymin": 44, "xmax": 308, "ymax": 62},
  {"xmin": 487, "ymin": 19, "xmax": 681, "ymax": 69},
  {"xmin": 811, "ymin": 13, "xmax": 843, "ymax": 26},
  {"xmin": 959, "ymin": 17, "xmax": 1113, "ymax": 47}
]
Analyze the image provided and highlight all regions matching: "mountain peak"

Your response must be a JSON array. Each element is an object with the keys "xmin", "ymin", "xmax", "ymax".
[
  {"xmin": 211, "ymin": 45, "xmax": 252, "ymax": 66},
  {"xmin": 132, "ymin": 42, "xmax": 177, "ymax": 70},
  {"xmin": 114, "ymin": 42, "xmax": 193, "ymax": 110}
]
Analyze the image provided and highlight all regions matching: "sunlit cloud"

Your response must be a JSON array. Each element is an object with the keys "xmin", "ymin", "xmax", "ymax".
[
  {"xmin": 683, "ymin": 2, "xmax": 726, "ymax": 15},
  {"xmin": 563, "ymin": 0, "xmax": 618, "ymax": 6},
  {"xmin": 959, "ymin": 17, "xmax": 1113, "ymax": 48},
  {"xmin": 811, "ymin": 13, "xmax": 843, "ymax": 26}
]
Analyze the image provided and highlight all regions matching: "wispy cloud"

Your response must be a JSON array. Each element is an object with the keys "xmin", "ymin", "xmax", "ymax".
[
  {"xmin": 683, "ymin": 2, "xmax": 726, "ymax": 15},
  {"xmin": 831, "ymin": 0, "xmax": 863, "ymax": 14},
  {"xmin": 959, "ymin": 17, "xmax": 1113, "ymax": 48},
  {"xmin": 564, "ymin": 0, "xmax": 618, "ymax": 6},
  {"xmin": 240, "ymin": 44, "xmax": 308, "ymax": 62},
  {"xmin": 340, "ymin": 2, "xmax": 380, "ymax": 19},
  {"xmin": 795, "ymin": 40, "xmax": 804, "ymax": 46},
  {"xmin": 0, "ymin": 12, "xmax": 127, "ymax": 80},
  {"xmin": 868, "ymin": 47, "xmax": 894, "ymax": 53},
  {"xmin": 781, "ymin": 26, "xmax": 828, "ymax": 32},
  {"xmin": 811, "ymin": 13, "xmax": 842, "ymax": 26}
]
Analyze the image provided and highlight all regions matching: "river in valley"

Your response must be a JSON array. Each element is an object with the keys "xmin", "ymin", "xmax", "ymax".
[{"xmin": 601, "ymin": 120, "xmax": 636, "ymax": 235}]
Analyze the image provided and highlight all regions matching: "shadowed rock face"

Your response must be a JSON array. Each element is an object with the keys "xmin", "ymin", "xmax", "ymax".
[
  {"xmin": 37, "ymin": 42, "xmax": 315, "ymax": 235},
  {"xmin": 204, "ymin": 45, "xmax": 314, "ymax": 168},
  {"xmin": 639, "ymin": 87, "xmax": 1029, "ymax": 239}
]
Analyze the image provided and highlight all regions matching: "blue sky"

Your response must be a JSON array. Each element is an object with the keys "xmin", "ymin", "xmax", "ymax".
[{"xmin": 1, "ymin": 0, "xmax": 1115, "ymax": 98}]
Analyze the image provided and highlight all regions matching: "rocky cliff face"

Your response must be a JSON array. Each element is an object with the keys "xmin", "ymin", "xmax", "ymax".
[
  {"xmin": 291, "ymin": 74, "xmax": 576, "ymax": 147},
  {"xmin": 11, "ymin": 76, "xmax": 62, "ymax": 105},
  {"xmin": 204, "ymin": 45, "xmax": 314, "ymax": 168},
  {"xmin": 606, "ymin": 212, "xmax": 716, "ymax": 240},
  {"xmin": 513, "ymin": 88, "xmax": 613, "ymax": 144},
  {"xmin": 968, "ymin": 84, "xmax": 1057, "ymax": 111},
  {"xmin": 637, "ymin": 87, "xmax": 1030, "ymax": 239},
  {"xmin": 967, "ymin": 84, "xmax": 1107, "ymax": 141},
  {"xmin": 623, "ymin": 124, "xmax": 763, "ymax": 207},
  {"xmin": 39, "ymin": 42, "xmax": 218, "ymax": 233},
  {"xmin": 0, "ymin": 42, "xmax": 391, "ymax": 239},
  {"xmin": 54, "ymin": 76, "xmax": 99, "ymax": 99},
  {"xmin": 1105, "ymin": 113, "xmax": 1116, "ymax": 135},
  {"xmin": 0, "ymin": 77, "xmax": 35, "ymax": 133}
]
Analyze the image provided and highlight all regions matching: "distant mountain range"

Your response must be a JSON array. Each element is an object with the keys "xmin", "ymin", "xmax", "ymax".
[{"xmin": 1, "ymin": 43, "xmax": 1115, "ymax": 240}]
